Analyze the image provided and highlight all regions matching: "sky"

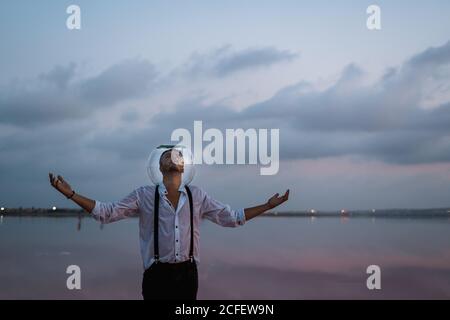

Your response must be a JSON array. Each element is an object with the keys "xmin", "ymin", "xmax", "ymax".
[{"xmin": 1, "ymin": 0, "xmax": 450, "ymax": 210}]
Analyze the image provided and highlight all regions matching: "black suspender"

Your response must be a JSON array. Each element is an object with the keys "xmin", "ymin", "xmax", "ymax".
[
  {"xmin": 153, "ymin": 185, "xmax": 194, "ymax": 263},
  {"xmin": 185, "ymin": 185, "xmax": 194, "ymax": 262},
  {"xmin": 154, "ymin": 185, "xmax": 160, "ymax": 262}
]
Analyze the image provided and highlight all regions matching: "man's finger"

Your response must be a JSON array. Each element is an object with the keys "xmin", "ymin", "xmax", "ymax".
[
  {"xmin": 57, "ymin": 175, "xmax": 65, "ymax": 183},
  {"xmin": 49, "ymin": 173, "xmax": 56, "ymax": 186},
  {"xmin": 50, "ymin": 173, "xmax": 60, "ymax": 189}
]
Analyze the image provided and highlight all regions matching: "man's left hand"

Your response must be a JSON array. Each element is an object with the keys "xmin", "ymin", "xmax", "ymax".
[{"xmin": 267, "ymin": 190, "xmax": 290, "ymax": 209}]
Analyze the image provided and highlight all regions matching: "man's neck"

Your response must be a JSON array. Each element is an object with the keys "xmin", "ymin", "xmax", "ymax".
[{"xmin": 162, "ymin": 173, "xmax": 182, "ymax": 193}]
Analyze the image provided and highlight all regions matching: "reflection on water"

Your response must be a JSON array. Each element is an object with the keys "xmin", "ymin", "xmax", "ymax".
[
  {"xmin": 0, "ymin": 215, "xmax": 450, "ymax": 299},
  {"xmin": 77, "ymin": 214, "xmax": 81, "ymax": 231}
]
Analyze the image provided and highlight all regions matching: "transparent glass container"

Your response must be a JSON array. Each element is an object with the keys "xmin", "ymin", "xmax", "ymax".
[{"xmin": 146, "ymin": 144, "xmax": 195, "ymax": 186}]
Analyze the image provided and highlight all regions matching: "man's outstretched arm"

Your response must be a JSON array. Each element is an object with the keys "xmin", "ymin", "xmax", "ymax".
[
  {"xmin": 244, "ymin": 190, "xmax": 290, "ymax": 221},
  {"xmin": 49, "ymin": 173, "xmax": 139, "ymax": 224},
  {"xmin": 49, "ymin": 173, "xmax": 95, "ymax": 213},
  {"xmin": 200, "ymin": 187, "xmax": 290, "ymax": 227}
]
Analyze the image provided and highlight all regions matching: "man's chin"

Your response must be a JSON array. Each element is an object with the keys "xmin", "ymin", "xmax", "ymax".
[
  {"xmin": 174, "ymin": 165, "xmax": 184, "ymax": 173},
  {"xmin": 167, "ymin": 166, "xmax": 184, "ymax": 173}
]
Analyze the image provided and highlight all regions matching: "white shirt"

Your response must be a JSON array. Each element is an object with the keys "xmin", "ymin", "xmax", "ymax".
[{"xmin": 91, "ymin": 184, "xmax": 246, "ymax": 270}]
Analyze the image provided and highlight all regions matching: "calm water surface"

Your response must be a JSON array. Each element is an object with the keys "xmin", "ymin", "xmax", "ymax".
[{"xmin": 1, "ymin": 215, "xmax": 450, "ymax": 299}]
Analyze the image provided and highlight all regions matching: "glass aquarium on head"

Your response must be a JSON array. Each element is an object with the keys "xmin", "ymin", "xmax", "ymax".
[{"xmin": 146, "ymin": 144, "xmax": 195, "ymax": 186}]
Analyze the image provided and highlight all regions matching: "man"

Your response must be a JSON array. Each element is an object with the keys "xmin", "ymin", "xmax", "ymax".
[{"xmin": 49, "ymin": 149, "xmax": 289, "ymax": 300}]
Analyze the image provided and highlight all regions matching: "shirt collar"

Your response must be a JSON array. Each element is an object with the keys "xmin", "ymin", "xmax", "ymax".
[{"xmin": 158, "ymin": 183, "xmax": 186, "ymax": 196}]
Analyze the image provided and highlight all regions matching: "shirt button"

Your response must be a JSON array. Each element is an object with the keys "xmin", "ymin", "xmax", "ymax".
[
  {"xmin": 176, "ymin": 240, "xmax": 179, "ymax": 242},
  {"xmin": 175, "ymin": 225, "xmax": 178, "ymax": 228},
  {"xmin": 176, "ymin": 253, "xmax": 179, "ymax": 256}
]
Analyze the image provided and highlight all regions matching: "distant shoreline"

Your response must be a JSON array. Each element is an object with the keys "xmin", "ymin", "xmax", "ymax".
[{"xmin": 1, "ymin": 207, "xmax": 450, "ymax": 218}]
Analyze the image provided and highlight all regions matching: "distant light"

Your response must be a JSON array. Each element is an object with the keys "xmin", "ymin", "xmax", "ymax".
[
  {"xmin": 341, "ymin": 209, "xmax": 346, "ymax": 214},
  {"xmin": 52, "ymin": 206, "xmax": 57, "ymax": 211},
  {"xmin": 372, "ymin": 209, "xmax": 376, "ymax": 213},
  {"xmin": 0, "ymin": 207, "xmax": 4, "ymax": 211},
  {"xmin": 310, "ymin": 209, "xmax": 316, "ymax": 214}
]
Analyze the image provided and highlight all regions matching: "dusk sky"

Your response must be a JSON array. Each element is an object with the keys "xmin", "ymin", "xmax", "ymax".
[{"xmin": 1, "ymin": 0, "xmax": 450, "ymax": 210}]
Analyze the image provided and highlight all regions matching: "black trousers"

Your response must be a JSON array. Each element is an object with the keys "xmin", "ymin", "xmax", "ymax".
[{"xmin": 142, "ymin": 260, "xmax": 198, "ymax": 300}]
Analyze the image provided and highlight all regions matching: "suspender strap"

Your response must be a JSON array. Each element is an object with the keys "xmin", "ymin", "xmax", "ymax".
[
  {"xmin": 185, "ymin": 185, "xmax": 194, "ymax": 261},
  {"xmin": 153, "ymin": 184, "xmax": 195, "ymax": 263},
  {"xmin": 153, "ymin": 185, "xmax": 160, "ymax": 262}
]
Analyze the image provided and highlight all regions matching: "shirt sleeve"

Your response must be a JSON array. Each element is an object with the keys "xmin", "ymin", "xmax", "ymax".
[
  {"xmin": 199, "ymin": 189, "xmax": 246, "ymax": 227},
  {"xmin": 91, "ymin": 189, "xmax": 139, "ymax": 224}
]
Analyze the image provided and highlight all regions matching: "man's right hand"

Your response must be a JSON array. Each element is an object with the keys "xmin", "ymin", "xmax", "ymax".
[{"xmin": 49, "ymin": 173, "xmax": 73, "ymax": 198}]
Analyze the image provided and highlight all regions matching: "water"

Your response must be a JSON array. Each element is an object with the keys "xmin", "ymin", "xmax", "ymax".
[{"xmin": 1, "ymin": 215, "xmax": 450, "ymax": 299}]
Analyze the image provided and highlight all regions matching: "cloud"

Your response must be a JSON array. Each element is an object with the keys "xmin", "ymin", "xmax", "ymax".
[
  {"xmin": 182, "ymin": 45, "xmax": 298, "ymax": 77},
  {"xmin": 0, "ymin": 46, "xmax": 296, "ymax": 127},
  {"xmin": 79, "ymin": 59, "xmax": 157, "ymax": 106},
  {"xmin": 408, "ymin": 40, "xmax": 450, "ymax": 69},
  {"xmin": 90, "ymin": 41, "xmax": 450, "ymax": 166},
  {"xmin": 38, "ymin": 63, "xmax": 77, "ymax": 90},
  {"xmin": 1, "ymin": 42, "xmax": 450, "ymax": 208},
  {"xmin": 0, "ymin": 59, "xmax": 158, "ymax": 127}
]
